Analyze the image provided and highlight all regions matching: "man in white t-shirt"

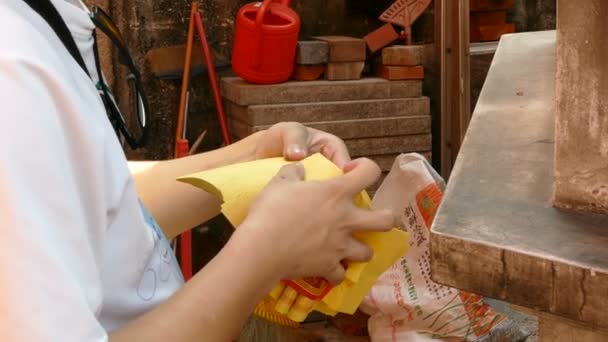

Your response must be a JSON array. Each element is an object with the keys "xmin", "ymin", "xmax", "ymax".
[{"xmin": 0, "ymin": 0, "xmax": 393, "ymax": 341}]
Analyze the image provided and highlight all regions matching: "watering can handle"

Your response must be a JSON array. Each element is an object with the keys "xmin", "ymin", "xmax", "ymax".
[
  {"xmin": 253, "ymin": 0, "xmax": 272, "ymax": 67},
  {"xmin": 252, "ymin": 0, "xmax": 291, "ymax": 67}
]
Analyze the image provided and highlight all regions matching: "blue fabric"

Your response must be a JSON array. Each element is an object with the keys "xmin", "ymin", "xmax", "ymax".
[{"xmin": 139, "ymin": 201, "xmax": 185, "ymax": 283}]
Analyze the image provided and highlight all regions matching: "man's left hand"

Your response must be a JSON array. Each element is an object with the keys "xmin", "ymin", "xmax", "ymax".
[{"xmin": 255, "ymin": 122, "xmax": 351, "ymax": 168}]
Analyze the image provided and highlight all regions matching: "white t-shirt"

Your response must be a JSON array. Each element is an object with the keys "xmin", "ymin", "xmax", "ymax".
[{"xmin": 0, "ymin": 0, "xmax": 184, "ymax": 340}]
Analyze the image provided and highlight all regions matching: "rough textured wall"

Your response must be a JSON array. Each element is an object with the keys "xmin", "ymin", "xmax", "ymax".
[
  {"xmin": 95, "ymin": 0, "xmax": 408, "ymax": 160},
  {"xmin": 510, "ymin": 0, "xmax": 556, "ymax": 32},
  {"xmin": 554, "ymin": 0, "xmax": 608, "ymax": 214}
]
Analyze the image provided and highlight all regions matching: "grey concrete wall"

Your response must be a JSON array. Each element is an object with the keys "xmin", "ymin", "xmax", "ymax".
[{"xmin": 554, "ymin": 0, "xmax": 608, "ymax": 214}]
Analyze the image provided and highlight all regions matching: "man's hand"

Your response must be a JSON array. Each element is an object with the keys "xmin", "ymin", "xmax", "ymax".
[
  {"xmin": 234, "ymin": 158, "xmax": 393, "ymax": 284},
  {"xmin": 131, "ymin": 121, "xmax": 351, "ymax": 240},
  {"xmin": 255, "ymin": 122, "xmax": 351, "ymax": 168}
]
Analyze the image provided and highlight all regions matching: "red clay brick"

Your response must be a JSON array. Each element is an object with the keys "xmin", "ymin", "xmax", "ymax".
[
  {"xmin": 292, "ymin": 64, "xmax": 325, "ymax": 81},
  {"xmin": 363, "ymin": 23, "xmax": 399, "ymax": 54},
  {"xmin": 313, "ymin": 36, "xmax": 366, "ymax": 62},
  {"xmin": 382, "ymin": 45, "xmax": 424, "ymax": 66},
  {"xmin": 325, "ymin": 62, "xmax": 365, "ymax": 81},
  {"xmin": 377, "ymin": 65, "xmax": 424, "ymax": 80}
]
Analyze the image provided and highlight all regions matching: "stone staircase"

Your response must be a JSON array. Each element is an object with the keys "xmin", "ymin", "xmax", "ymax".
[{"xmin": 221, "ymin": 77, "xmax": 432, "ymax": 193}]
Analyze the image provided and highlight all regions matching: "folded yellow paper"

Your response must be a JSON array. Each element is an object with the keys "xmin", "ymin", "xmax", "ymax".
[{"xmin": 178, "ymin": 153, "xmax": 408, "ymax": 323}]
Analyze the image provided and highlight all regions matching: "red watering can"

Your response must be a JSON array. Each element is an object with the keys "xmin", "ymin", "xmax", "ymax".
[{"xmin": 232, "ymin": 0, "xmax": 300, "ymax": 84}]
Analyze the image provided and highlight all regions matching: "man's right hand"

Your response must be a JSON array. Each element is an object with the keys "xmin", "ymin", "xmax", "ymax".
[{"xmin": 233, "ymin": 158, "xmax": 394, "ymax": 285}]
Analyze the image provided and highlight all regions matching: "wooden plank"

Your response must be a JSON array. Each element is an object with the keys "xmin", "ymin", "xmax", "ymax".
[{"xmin": 439, "ymin": 0, "xmax": 470, "ymax": 179}]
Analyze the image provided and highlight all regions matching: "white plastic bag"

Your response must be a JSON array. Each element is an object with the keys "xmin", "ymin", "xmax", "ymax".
[{"xmin": 361, "ymin": 154, "xmax": 519, "ymax": 342}]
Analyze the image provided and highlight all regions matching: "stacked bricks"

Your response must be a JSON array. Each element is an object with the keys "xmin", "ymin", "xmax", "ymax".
[
  {"xmin": 470, "ymin": 0, "xmax": 515, "ymax": 42},
  {"xmin": 376, "ymin": 45, "xmax": 425, "ymax": 81},
  {"xmin": 293, "ymin": 41, "xmax": 328, "ymax": 81},
  {"xmin": 293, "ymin": 37, "xmax": 366, "ymax": 81},
  {"xmin": 221, "ymin": 77, "xmax": 432, "ymax": 194},
  {"xmin": 293, "ymin": 36, "xmax": 367, "ymax": 81}
]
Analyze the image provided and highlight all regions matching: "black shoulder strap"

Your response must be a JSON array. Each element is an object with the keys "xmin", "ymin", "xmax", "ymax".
[{"xmin": 22, "ymin": 0, "xmax": 91, "ymax": 77}]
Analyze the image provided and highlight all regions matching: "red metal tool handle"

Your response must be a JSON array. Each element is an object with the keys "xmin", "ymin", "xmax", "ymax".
[
  {"xmin": 175, "ymin": 3, "xmax": 197, "ymax": 281},
  {"xmin": 194, "ymin": 10, "xmax": 232, "ymax": 145},
  {"xmin": 176, "ymin": 140, "xmax": 193, "ymax": 280}
]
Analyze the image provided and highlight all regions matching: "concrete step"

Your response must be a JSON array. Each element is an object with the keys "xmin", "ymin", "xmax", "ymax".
[
  {"xmin": 229, "ymin": 134, "xmax": 432, "ymax": 161},
  {"xmin": 345, "ymin": 134, "xmax": 431, "ymax": 157},
  {"xmin": 221, "ymin": 77, "xmax": 423, "ymax": 106},
  {"xmin": 230, "ymin": 115, "xmax": 430, "ymax": 140},
  {"xmin": 225, "ymin": 97, "xmax": 430, "ymax": 126}
]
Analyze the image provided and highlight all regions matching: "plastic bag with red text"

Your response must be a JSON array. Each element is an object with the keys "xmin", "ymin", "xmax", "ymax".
[{"xmin": 360, "ymin": 153, "xmax": 528, "ymax": 342}]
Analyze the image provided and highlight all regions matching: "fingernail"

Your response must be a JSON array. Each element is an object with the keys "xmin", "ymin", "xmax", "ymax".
[{"xmin": 287, "ymin": 144, "xmax": 305, "ymax": 156}]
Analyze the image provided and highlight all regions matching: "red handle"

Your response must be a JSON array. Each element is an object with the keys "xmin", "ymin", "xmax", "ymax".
[
  {"xmin": 175, "ymin": 138, "xmax": 190, "ymax": 158},
  {"xmin": 252, "ymin": 0, "xmax": 292, "ymax": 67},
  {"xmin": 252, "ymin": 0, "xmax": 272, "ymax": 68}
]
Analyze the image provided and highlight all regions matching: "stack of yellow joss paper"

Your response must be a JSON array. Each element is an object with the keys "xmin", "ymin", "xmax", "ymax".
[{"xmin": 178, "ymin": 153, "xmax": 409, "ymax": 324}]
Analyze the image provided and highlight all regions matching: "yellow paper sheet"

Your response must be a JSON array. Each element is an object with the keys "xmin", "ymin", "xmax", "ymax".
[{"xmin": 178, "ymin": 153, "xmax": 408, "ymax": 317}]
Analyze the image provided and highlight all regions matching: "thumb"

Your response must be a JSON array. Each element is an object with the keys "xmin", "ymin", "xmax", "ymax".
[
  {"xmin": 281, "ymin": 123, "xmax": 310, "ymax": 161},
  {"xmin": 272, "ymin": 163, "xmax": 305, "ymax": 183},
  {"xmin": 324, "ymin": 263, "xmax": 346, "ymax": 285}
]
